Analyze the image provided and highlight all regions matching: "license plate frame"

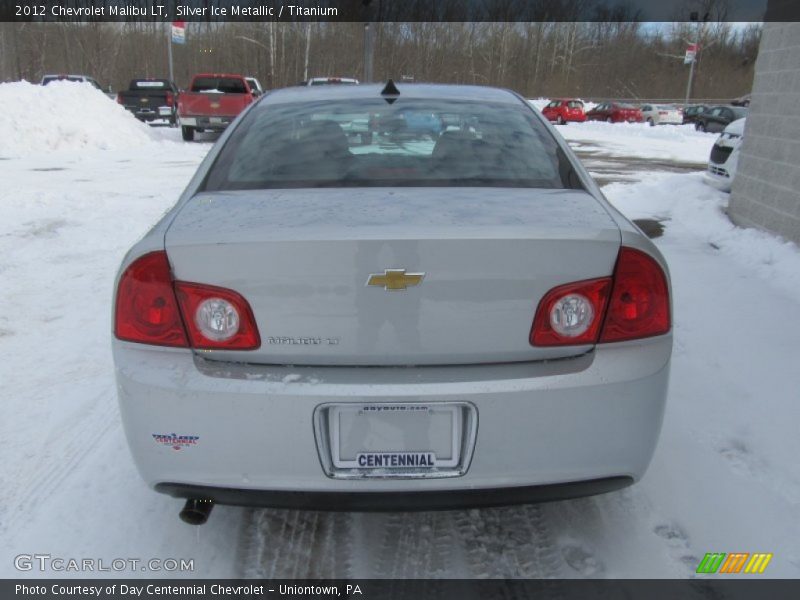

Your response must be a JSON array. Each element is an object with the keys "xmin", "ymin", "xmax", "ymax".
[{"xmin": 314, "ymin": 402, "xmax": 478, "ymax": 479}]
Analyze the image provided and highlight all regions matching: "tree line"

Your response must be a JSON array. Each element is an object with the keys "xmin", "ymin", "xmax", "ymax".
[{"xmin": 0, "ymin": 20, "xmax": 760, "ymax": 101}]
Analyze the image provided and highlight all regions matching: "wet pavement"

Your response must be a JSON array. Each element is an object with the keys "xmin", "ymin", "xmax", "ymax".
[{"xmin": 571, "ymin": 141, "xmax": 703, "ymax": 187}]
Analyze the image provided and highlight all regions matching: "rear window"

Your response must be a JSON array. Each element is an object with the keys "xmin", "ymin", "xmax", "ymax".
[
  {"xmin": 310, "ymin": 79, "xmax": 358, "ymax": 86},
  {"xmin": 567, "ymin": 101, "xmax": 583, "ymax": 109},
  {"xmin": 43, "ymin": 76, "xmax": 82, "ymax": 85},
  {"xmin": 203, "ymin": 98, "xmax": 578, "ymax": 191},
  {"xmin": 191, "ymin": 77, "xmax": 247, "ymax": 94},
  {"xmin": 132, "ymin": 80, "xmax": 168, "ymax": 90}
]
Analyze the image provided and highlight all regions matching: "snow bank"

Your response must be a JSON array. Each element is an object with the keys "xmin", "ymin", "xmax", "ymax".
[
  {"xmin": 0, "ymin": 80, "xmax": 163, "ymax": 157},
  {"xmin": 559, "ymin": 121, "xmax": 717, "ymax": 164}
]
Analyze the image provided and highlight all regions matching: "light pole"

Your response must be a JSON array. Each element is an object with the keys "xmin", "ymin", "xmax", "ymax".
[
  {"xmin": 363, "ymin": 0, "xmax": 375, "ymax": 83},
  {"xmin": 684, "ymin": 12, "xmax": 706, "ymax": 106}
]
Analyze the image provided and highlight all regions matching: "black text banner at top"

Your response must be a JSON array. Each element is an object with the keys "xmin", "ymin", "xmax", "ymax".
[{"xmin": 4, "ymin": 0, "xmax": 793, "ymax": 23}]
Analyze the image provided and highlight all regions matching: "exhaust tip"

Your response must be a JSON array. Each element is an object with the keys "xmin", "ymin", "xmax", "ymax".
[{"xmin": 179, "ymin": 498, "xmax": 214, "ymax": 525}]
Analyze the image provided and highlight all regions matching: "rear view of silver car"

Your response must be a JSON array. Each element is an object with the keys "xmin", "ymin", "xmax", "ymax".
[{"xmin": 112, "ymin": 83, "xmax": 672, "ymax": 522}]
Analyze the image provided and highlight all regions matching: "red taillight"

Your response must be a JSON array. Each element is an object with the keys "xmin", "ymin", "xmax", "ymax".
[
  {"xmin": 114, "ymin": 252, "xmax": 188, "ymax": 347},
  {"xmin": 530, "ymin": 278, "xmax": 612, "ymax": 346},
  {"xmin": 116, "ymin": 92, "xmax": 123, "ymax": 104},
  {"xmin": 165, "ymin": 91, "xmax": 174, "ymax": 106},
  {"xmin": 114, "ymin": 252, "xmax": 260, "ymax": 350},
  {"xmin": 174, "ymin": 282, "xmax": 260, "ymax": 350},
  {"xmin": 599, "ymin": 247, "xmax": 670, "ymax": 342},
  {"xmin": 530, "ymin": 247, "xmax": 670, "ymax": 347}
]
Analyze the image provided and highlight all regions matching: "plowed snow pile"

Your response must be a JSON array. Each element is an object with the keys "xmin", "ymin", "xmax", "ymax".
[{"xmin": 0, "ymin": 80, "xmax": 162, "ymax": 157}]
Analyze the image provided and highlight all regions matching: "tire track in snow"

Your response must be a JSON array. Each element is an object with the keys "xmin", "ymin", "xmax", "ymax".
[
  {"xmin": 0, "ymin": 386, "xmax": 118, "ymax": 537},
  {"xmin": 242, "ymin": 504, "xmax": 567, "ymax": 580},
  {"xmin": 454, "ymin": 505, "xmax": 564, "ymax": 579},
  {"xmin": 242, "ymin": 509, "xmax": 353, "ymax": 578}
]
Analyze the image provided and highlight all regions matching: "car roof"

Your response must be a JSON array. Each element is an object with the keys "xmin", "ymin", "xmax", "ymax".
[
  {"xmin": 261, "ymin": 83, "xmax": 523, "ymax": 106},
  {"xmin": 192, "ymin": 73, "xmax": 245, "ymax": 79}
]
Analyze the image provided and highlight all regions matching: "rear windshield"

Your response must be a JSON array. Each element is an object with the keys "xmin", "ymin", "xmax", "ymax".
[
  {"xmin": 567, "ymin": 101, "xmax": 583, "ymax": 108},
  {"xmin": 131, "ymin": 80, "xmax": 169, "ymax": 90},
  {"xmin": 202, "ymin": 98, "xmax": 578, "ymax": 191},
  {"xmin": 191, "ymin": 77, "xmax": 247, "ymax": 94},
  {"xmin": 310, "ymin": 79, "xmax": 358, "ymax": 86}
]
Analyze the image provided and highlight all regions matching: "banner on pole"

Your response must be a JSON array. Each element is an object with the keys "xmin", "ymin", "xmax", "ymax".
[
  {"xmin": 684, "ymin": 43, "xmax": 698, "ymax": 64},
  {"xmin": 172, "ymin": 21, "xmax": 186, "ymax": 44}
]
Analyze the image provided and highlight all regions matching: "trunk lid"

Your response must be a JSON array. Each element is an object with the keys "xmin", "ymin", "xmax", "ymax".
[{"xmin": 165, "ymin": 188, "xmax": 621, "ymax": 366}]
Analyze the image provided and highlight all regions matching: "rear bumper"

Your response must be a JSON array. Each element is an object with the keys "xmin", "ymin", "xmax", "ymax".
[
  {"xmin": 178, "ymin": 115, "xmax": 235, "ymax": 129},
  {"xmin": 703, "ymin": 168, "xmax": 733, "ymax": 192},
  {"xmin": 155, "ymin": 476, "xmax": 633, "ymax": 510},
  {"xmin": 114, "ymin": 335, "xmax": 671, "ymax": 503}
]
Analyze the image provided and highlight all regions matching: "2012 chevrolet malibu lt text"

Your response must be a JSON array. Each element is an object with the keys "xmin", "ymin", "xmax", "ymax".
[{"xmin": 112, "ymin": 82, "xmax": 672, "ymax": 524}]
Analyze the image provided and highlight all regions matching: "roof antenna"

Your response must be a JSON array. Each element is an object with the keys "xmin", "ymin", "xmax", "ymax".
[
  {"xmin": 380, "ymin": 79, "xmax": 400, "ymax": 104},
  {"xmin": 381, "ymin": 79, "xmax": 400, "ymax": 96}
]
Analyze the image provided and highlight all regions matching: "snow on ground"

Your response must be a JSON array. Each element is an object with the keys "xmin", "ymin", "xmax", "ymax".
[
  {"xmin": 1, "ymin": 95, "xmax": 799, "ymax": 578},
  {"xmin": 528, "ymin": 97, "xmax": 716, "ymax": 163},
  {"xmin": 558, "ymin": 121, "xmax": 718, "ymax": 164},
  {"xmin": 0, "ymin": 81, "xmax": 175, "ymax": 157}
]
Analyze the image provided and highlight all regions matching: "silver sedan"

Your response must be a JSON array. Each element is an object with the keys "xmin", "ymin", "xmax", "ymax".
[{"xmin": 112, "ymin": 83, "xmax": 672, "ymax": 524}]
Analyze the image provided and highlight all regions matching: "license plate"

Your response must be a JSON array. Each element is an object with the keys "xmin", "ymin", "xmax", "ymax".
[
  {"xmin": 209, "ymin": 117, "xmax": 223, "ymax": 124},
  {"xmin": 158, "ymin": 107, "xmax": 172, "ymax": 116},
  {"xmin": 329, "ymin": 404, "xmax": 461, "ymax": 470}
]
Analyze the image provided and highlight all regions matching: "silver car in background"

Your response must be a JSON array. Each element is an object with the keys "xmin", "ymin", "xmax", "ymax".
[
  {"xmin": 112, "ymin": 83, "xmax": 672, "ymax": 523},
  {"xmin": 640, "ymin": 104, "xmax": 683, "ymax": 126}
]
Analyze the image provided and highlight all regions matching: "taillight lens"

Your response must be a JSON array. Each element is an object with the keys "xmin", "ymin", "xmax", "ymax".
[
  {"xmin": 599, "ymin": 247, "xmax": 670, "ymax": 342},
  {"xmin": 165, "ymin": 91, "xmax": 174, "ymax": 106},
  {"xmin": 530, "ymin": 278, "xmax": 612, "ymax": 346},
  {"xmin": 116, "ymin": 92, "xmax": 123, "ymax": 104},
  {"xmin": 114, "ymin": 252, "xmax": 188, "ymax": 347},
  {"xmin": 174, "ymin": 282, "xmax": 260, "ymax": 350},
  {"xmin": 530, "ymin": 247, "xmax": 670, "ymax": 346},
  {"xmin": 114, "ymin": 252, "xmax": 260, "ymax": 350}
]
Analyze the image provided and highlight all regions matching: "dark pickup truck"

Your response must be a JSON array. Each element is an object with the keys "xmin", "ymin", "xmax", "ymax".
[{"xmin": 117, "ymin": 79, "xmax": 180, "ymax": 125}]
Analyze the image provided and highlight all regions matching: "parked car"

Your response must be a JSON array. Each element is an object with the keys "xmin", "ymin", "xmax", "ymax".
[
  {"xmin": 731, "ymin": 94, "xmax": 751, "ymax": 107},
  {"xmin": 41, "ymin": 74, "xmax": 103, "ymax": 90},
  {"xmin": 704, "ymin": 118, "xmax": 745, "ymax": 192},
  {"xmin": 370, "ymin": 108, "xmax": 444, "ymax": 140},
  {"xmin": 640, "ymin": 104, "xmax": 682, "ymax": 126},
  {"xmin": 586, "ymin": 102, "xmax": 643, "ymax": 123},
  {"xmin": 541, "ymin": 99, "xmax": 587, "ymax": 125},
  {"xmin": 306, "ymin": 76, "xmax": 359, "ymax": 86},
  {"xmin": 116, "ymin": 78, "xmax": 180, "ymax": 125},
  {"xmin": 113, "ymin": 82, "xmax": 672, "ymax": 522},
  {"xmin": 681, "ymin": 104, "xmax": 708, "ymax": 125},
  {"xmin": 245, "ymin": 77, "xmax": 264, "ymax": 97},
  {"xmin": 694, "ymin": 105, "xmax": 747, "ymax": 133},
  {"xmin": 177, "ymin": 73, "xmax": 258, "ymax": 141}
]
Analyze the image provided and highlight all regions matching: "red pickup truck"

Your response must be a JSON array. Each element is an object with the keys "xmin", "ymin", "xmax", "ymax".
[{"xmin": 177, "ymin": 74, "xmax": 257, "ymax": 141}]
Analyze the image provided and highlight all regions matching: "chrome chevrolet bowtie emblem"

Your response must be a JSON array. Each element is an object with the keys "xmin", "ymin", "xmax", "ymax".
[{"xmin": 366, "ymin": 269, "xmax": 425, "ymax": 291}]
